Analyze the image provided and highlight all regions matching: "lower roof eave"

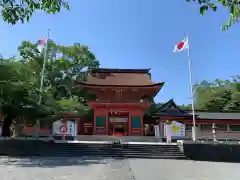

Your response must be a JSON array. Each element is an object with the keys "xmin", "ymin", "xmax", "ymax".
[
  {"xmin": 75, "ymin": 82, "xmax": 165, "ymax": 88},
  {"xmin": 152, "ymin": 115, "xmax": 193, "ymax": 119},
  {"xmin": 153, "ymin": 113, "xmax": 194, "ymax": 117},
  {"xmin": 184, "ymin": 119, "xmax": 240, "ymax": 124},
  {"xmin": 194, "ymin": 118, "xmax": 240, "ymax": 121}
]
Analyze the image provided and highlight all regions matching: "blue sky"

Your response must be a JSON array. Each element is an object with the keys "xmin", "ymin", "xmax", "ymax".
[{"xmin": 0, "ymin": 0, "xmax": 239, "ymax": 105}]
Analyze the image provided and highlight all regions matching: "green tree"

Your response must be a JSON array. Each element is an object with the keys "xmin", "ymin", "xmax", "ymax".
[
  {"xmin": 1, "ymin": 0, "xmax": 70, "ymax": 25},
  {"xmin": 194, "ymin": 76, "xmax": 240, "ymax": 111},
  {"xmin": 0, "ymin": 57, "xmax": 43, "ymax": 136},
  {"xmin": 0, "ymin": 39, "xmax": 100, "ymax": 136},
  {"xmin": 18, "ymin": 40, "xmax": 99, "ymax": 115},
  {"xmin": 178, "ymin": 104, "xmax": 192, "ymax": 111},
  {"xmin": 186, "ymin": 0, "xmax": 240, "ymax": 31}
]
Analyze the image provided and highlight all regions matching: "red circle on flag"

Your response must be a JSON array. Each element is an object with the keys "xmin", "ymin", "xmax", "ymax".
[
  {"xmin": 60, "ymin": 125, "xmax": 67, "ymax": 133},
  {"xmin": 177, "ymin": 42, "xmax": 184, "ymax": 50}
]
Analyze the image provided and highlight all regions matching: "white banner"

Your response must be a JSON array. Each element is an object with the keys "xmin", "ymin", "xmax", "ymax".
[
  {"xmin": 154, "ymin": 125, "xmax": 160, "ymax": 137},
  {"xmin": 164, "ymin": 121, "xmax": 185, "ymax": 137},
  {"xmin": 52, "ymin": 119, "xmax": 76, "ymax": 136}
]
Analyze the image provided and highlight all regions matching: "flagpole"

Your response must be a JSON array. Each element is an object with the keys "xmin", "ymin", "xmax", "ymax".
[
  {"xmin": 39, "ymin": 29, "xmax": 50, "ymax": 105},
  {"xmin": 187, "ymin": 36, "xmax": 196, "ymax": 142},
  {"xmin": 35, "ymin": 29, "xmax": 50, "ymax": 138}
]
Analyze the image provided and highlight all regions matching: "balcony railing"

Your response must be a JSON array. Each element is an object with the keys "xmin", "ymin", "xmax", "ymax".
[{"xmin": 95, "ymin": 99, "xmax": 150, "ymax": 104}]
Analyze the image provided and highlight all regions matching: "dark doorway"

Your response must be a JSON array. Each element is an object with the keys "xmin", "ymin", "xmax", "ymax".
[{"xmin": 109, "ymin": 123, "xmax": 127, "ymax": 136}]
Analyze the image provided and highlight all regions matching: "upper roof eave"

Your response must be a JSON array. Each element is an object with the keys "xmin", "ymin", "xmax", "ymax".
[{"xmin": 90, "ymin": 68, "xmax": 151, "ymax": 73}]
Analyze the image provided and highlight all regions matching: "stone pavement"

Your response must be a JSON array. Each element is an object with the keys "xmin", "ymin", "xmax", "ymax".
[
  {"xmin": 130, "ymin": 159, "xmax": 240, "ymax": 180},
  {"xmin": 0, "ymin": 157, "xmax": 239, "ymax": 180}
]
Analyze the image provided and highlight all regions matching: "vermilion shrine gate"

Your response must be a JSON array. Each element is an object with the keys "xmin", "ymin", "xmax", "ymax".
[{"xmin": 75, "ymin": 68, "xmax": 164, "ymax": 136}]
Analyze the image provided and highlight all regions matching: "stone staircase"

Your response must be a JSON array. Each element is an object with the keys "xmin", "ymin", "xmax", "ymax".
[
  {"xmin": 0, "ymin": 139, "xmax": 186, "ymax": 159},
  {"xmin": 76, "ymin": 135, "xmax": 162, "ymax": 142},
  {"xmin": 43, "ymin": 142, "xmax": 186, "ymax": 159}
]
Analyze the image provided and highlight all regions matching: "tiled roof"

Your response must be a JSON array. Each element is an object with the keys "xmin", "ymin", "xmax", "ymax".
[
  {"xmin": 156, "ymin": 99, "xmax": 185, "ymax": 113},
  {"xmin": 76, "ymin": 68, "xmax": 164, "ymax": 87},
  {"xmin": 193, "ymin": 112, "xmax": 240, "ymax": 120},
  {"xmin": 154, "ymin": 99, "xmax": 192, "ymax": 117},
  {"xmin": 156, "ymin": 99, "xmax": 240, "ymax": 120}
]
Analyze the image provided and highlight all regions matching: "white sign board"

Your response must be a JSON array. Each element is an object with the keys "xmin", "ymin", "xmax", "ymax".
[
  {"xmin": 52, "ymin": 119, "xmax": 77, "ymax": 136},
  {"xmin": 154, "ymin": 125, "xmax": 160, "ymax": 137},
  {"xmin": 164, "ymin": 121, "xmax": 185, "ymax": 137},
  {"xmin": 109, "ymin": 117, "xmax": 128, "ymax": 123}
]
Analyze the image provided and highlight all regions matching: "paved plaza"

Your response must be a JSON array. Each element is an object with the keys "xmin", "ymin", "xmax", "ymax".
[{"xmin": 0, "ymin": 157, "xmax": 239, "ymax": 180}]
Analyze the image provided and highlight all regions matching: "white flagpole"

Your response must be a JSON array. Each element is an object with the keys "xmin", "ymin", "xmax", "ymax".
[
  {"xmin": 187, "ymin": 36, "xmax": 196, "ymax": 141},
  {"xmin": 39, "ymin": 29, "xmax": 50, "ymax": 105},
  {"xmin": 35, "ymin": 29, "xmax": 50, "ymax": 138}
]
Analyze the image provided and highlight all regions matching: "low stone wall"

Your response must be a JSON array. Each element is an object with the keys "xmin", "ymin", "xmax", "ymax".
[{"xmin": 183, "ymin": 141, "xmax": 240, "ymax": 162}]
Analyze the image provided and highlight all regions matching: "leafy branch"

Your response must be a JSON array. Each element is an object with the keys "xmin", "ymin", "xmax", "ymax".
[
  {"xmin": 0, "ymin": 0, "xmax": 70, "ymax": 24},
  {"xmin": 186, "ymin": 0, "xmax": 240, "ymax": 31}
]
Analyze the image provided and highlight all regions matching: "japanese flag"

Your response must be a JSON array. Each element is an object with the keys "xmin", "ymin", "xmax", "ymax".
[
  {"xmin": 37, "ymin": 38, "xmax": 47, "ymax": 53},
  {"xmin": 173, "ymin": 36, "xmax": 189, "ymax": 52}
]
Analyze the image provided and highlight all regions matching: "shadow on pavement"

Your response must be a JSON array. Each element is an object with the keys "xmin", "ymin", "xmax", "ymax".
[{"xmin": 0, "ymin": 156, "xmax": 116, "ymax": 168}]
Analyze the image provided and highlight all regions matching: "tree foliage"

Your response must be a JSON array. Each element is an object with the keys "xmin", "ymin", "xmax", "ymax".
[
  {"xmin": 2, "ymin": 0, "xmax": 239, "ymax": 31},
  {"xmin": 194, "ymin": 76, "xmax": 240, "ymax": 111},
  {"xmin": 152, "ymin": 76, "xmax": 240, "ymax": 112},
  {"xmin": 0, "ymin": 0, "xmax": 70, "ymax": 24},
  {"xmin": 186, "ymin": 0, "xmax": 240, "ymax": 31},
  {"xmin": 0, "ymin": 39, "xmax": 99, "ymax": 136}
]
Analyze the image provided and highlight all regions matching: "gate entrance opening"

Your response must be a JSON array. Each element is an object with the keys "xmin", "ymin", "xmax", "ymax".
[{"xmin": 108, "ymin": 117, "xmax": 128, "ymax": 136}]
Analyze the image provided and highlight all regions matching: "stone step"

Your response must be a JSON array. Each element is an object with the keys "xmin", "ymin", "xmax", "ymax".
[
  {"xmin": 52, "ymin": 147, "xmax": 182, "ymax": 151},
  {"xmin": 53, "ymin": 145, "xmax": 180, "ymax": 149},
  {"xmin": 46, "ymin": 149, "xmax": 184, "ymax": 153},
  {"xmin": 50, "ymin": 151, "xmax": 183, "ymax": 155},
  {"xmin": 44, "ymin": 151, "xmax": 185, "ymax": 156},
  {"xmin": 54, "ymin": 145, "xmax": 181, "ymax": 148},
  {"xmin": 44, "ymin": 153, "xmax": 186, "ymax": 158},
  {"xmin": 46, "ymin": 153, "xmax": 185, "ymax": 158}
]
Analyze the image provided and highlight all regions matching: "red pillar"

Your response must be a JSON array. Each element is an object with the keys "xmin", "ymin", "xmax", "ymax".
[
  {"xmin": 140, "ymin": 115, "xmax": 144, "ymax": 136},
  {"xmin": 93, "ymin": 108, "xmax": 96, "ymax": 135},
  {"xmin": 128, "ymin": 111, "xmax": 132, "ymax": 136},
  {"xmin": 77, "ymin": 119, "xmax": 81, "ymax": 135},
  {"xmin": 0, "ymin": 109, "xmax": 2, "ymax": 122},
  {"xmin": 106, "ymin": 109, "xmax": 109, "ymax": 135}
]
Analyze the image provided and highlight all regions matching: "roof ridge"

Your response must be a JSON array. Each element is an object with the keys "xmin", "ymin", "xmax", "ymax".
[
  {"xmin": 90, "ymin": 68, "xmax": 151, "ymax": 73},
  {"xmin": 156, "ymin": 99, "xmax": 186, "ymax": 113}
]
